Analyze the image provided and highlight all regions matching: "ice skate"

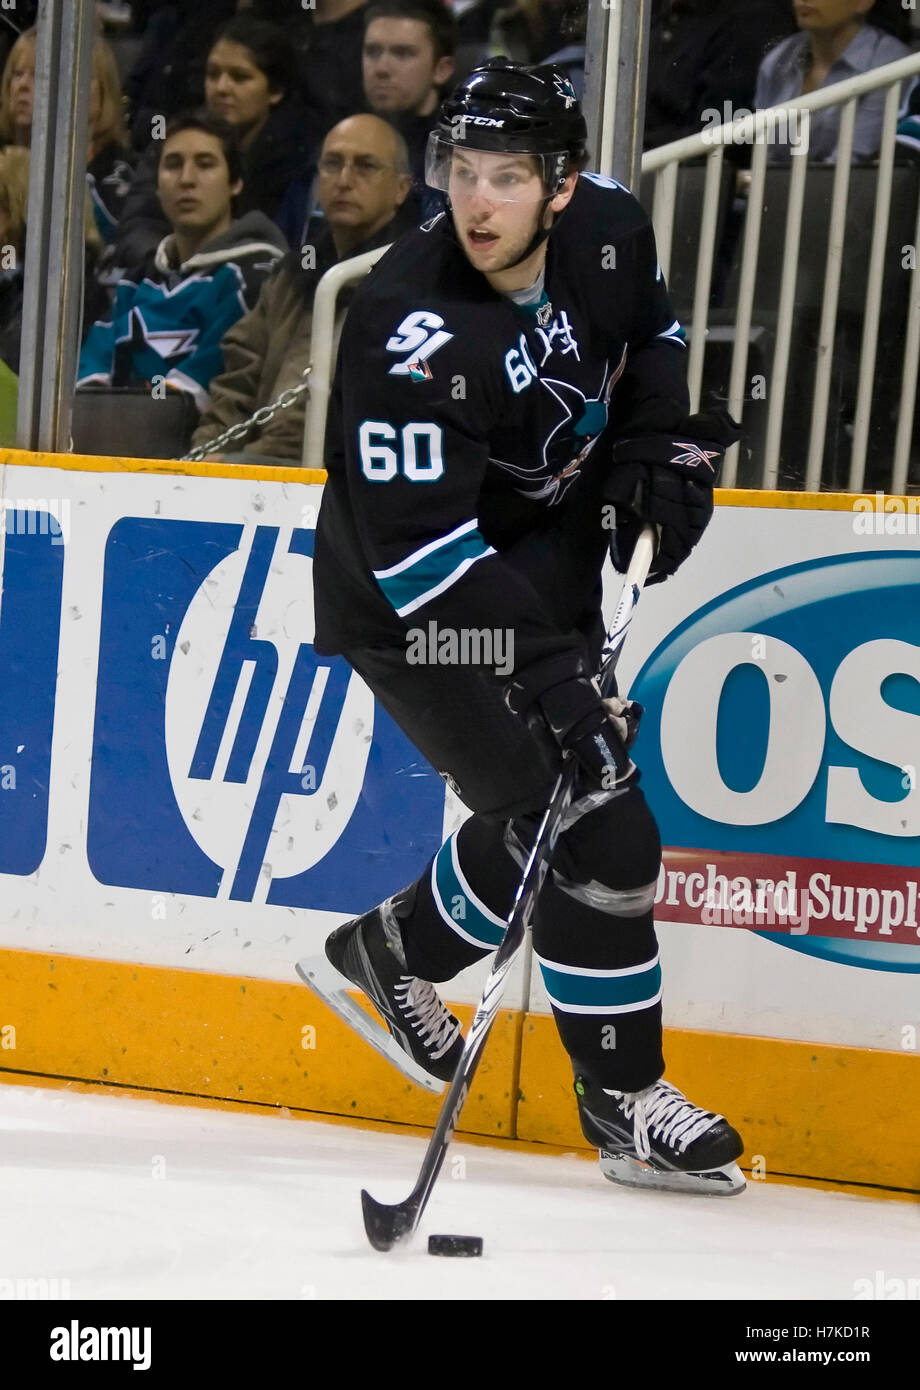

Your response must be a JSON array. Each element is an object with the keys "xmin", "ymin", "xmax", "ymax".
[
  {"xmin": 296, "ymin": 890, "xmax": 465, "ymax": 1093},
  {"xmin": 574, "ymin": 1072, "xmax": 746, "ymax": 1195}
]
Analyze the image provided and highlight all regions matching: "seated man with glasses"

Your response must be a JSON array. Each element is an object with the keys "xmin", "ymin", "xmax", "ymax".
[{"xmin": 191, "ymin": 113, "xmax": 415, "ymax": 465}]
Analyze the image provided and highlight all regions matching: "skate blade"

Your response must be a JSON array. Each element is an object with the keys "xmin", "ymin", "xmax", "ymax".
[
  {"xmin": 599, "ymin": 1150, "xmax": 747, "ymax": 1196},
  {"xmin": 295, "ymin": 953, "xmax": 445, "ymax": 1095}
]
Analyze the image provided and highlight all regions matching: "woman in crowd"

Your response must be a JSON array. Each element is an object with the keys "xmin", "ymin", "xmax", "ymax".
[
  {"xmin": 0, "ymin": 30, "xmax": 134, "ymax": 241},
  {"xmin": 203, "ymin": 14, "xmax": 312, "ymax": 238},
  {"xmin": 755, "ymin": 0, "xmax": 910, "ymax": 162},
  {"xmin": 115, "ymin": 13, "xmax": 312, "ymax": 266},
  {"xmin": 0, "ymin": 27, "xmax": 35, "ymax": 150}
]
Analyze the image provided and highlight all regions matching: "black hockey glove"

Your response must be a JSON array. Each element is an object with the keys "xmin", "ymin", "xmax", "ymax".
[
  {"xmin": 606, "ymin": 408, "xmax": 742, "ymax": 583},
  {"xmin": 505, "ymin": 653, "xmax": 642, "ymax": 790}
]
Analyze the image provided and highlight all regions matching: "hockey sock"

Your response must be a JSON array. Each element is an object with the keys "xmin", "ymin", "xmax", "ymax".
[
  {"xmin": 534, "ymin": 784, "xmax": 665, "ymax": 1090},
  {"xmin": 399, "ymin": 816, "xmax": 521, "ymax": 982}
]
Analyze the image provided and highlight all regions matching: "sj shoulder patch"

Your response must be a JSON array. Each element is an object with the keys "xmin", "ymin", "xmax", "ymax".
[{"xmin": 386, "ymin": 310, "xmax": 453, "ymax": 377}]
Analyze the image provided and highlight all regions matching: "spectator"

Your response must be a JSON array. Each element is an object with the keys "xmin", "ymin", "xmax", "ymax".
[
  {"xmin": 125, "ymin": 2, "xmax": 313, "ymax": 152},
  {"xmin": 0, "ymin": 27, "xmax": 35, "ymax": 149},
  {"xmin": 78, "ymin": 112, "xmax": 286, "ymax": 411},
  {"xmin": 362, "ymin": 0, "xmax": 457, "ymax": 216},
  {"xmin": 644, "ymin": 0, "xmax": 796, "ymax": 150},
  {"xmin": 0, "ymin": 11, "xmax": 34, "ymax": 120},
  {"xmin": 755, "ymin": 0, "xmax": 910, "ymax": 162},
  {"xmin": 125, "ymin": 0, "xmax": 237, "ymax": 152},
  {"xmin": 0, "ymin": 30, "xmax": 134, "ymax": 243},
  {"xmin": 0, "ymin": 147, "xmax": 105, "ymax": 379},
  {"xmin": 205, "ymin": 15, "xmax": 312, "ymax": 238},
  {"xmin": 116, "ymin": 14, "xmax": 311, "ymax": 266},
  {"xmin": 191, "ymin": 113, "xmax": 415, "ymax": 464}
]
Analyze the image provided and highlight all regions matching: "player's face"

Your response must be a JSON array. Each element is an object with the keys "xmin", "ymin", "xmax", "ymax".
[
  {"xmin": 449, "ymin": 150, "xmax": 549, "ymax": 273},
  {"xmin": 157, "ymin": 130, "xmax": 242, "ymax": 238}
]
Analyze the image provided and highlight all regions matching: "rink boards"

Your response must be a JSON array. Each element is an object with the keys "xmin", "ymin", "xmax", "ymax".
[{"xmin": 0, "ymin": 447, "xmax": 918, "ymax": 1192}]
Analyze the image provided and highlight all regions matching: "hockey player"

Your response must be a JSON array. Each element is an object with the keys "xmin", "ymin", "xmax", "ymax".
[{"xmin": 307, "ymin": 60, "xmax": 745, "ymax": 1195}]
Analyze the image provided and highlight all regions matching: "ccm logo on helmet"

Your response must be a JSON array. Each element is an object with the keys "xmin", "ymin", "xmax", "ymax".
[{"xmin": 455, "ymin": 115, "xmax": 505, "ymax": 127}]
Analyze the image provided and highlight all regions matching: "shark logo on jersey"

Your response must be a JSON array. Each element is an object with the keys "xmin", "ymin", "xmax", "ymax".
[
  {"xmin": 118, "ymin": 307, "xmax": 199, "ymax": 366},
  {"xmin": 493, "ymin": 348, "xmax": 627, "ymax": 504}
]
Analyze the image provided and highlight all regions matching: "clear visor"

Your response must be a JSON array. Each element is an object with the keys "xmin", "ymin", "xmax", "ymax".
[{"xmin": 425, "ymin": 132, "xmax": 566, "ymax": 203}]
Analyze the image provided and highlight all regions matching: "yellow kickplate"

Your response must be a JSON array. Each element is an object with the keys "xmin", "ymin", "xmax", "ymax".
[{"xmin": 0, "ymin": 947, "xmax": 515, "ymax": 1138}]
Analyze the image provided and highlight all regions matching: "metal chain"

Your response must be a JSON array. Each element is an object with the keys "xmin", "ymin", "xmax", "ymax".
[{"xmin": 182, "ymin": 365, "xmax": 313, "ymax": 462}]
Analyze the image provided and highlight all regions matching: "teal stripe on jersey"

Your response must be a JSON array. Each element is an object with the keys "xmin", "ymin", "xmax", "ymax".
[
  {"xmin": 373, "ymin": 520, "xmax": 495, "ymax": 617},
  {"xmin": 537, "ymin": 954, "xmax": 662, "ymax": 1015},
  {"xmin": 431, "ymin": 833, "xmax": 507, "ymax": 950}
]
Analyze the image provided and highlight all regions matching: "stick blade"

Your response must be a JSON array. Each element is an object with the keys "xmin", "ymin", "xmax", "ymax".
[{"xmin": 361, "ymin": 1188, "xmax": 421, "ymax": 1252}]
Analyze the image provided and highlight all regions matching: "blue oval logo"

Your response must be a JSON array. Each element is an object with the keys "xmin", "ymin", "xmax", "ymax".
[{"xmin": 632, "ymin": 551, "xmax": 920, "ymax": 972}]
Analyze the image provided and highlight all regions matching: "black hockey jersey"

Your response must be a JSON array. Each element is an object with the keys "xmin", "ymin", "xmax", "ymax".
[{"xmin": 313, "ymin": 173, "xmax": 689, "ymax": 670}]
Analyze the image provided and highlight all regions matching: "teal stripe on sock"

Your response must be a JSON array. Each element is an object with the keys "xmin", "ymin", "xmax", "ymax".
[
  {"xmin": 538, "ymin": 958, "xmax": 662, "ymax": 1011},
  {"xmin": 432, "ymin": 835, "xmax": 506, "ymax": 949}
]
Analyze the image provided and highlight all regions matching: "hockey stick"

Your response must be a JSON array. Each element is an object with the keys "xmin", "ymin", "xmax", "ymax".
[{"xmin": 361, "ymin": 525, "xmax": 657, "ymax": 1251}]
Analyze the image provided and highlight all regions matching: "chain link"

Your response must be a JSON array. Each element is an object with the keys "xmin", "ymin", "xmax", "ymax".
[{"xmin": 182, "ymin": 365, "xmax": 313, "ymax": 462}]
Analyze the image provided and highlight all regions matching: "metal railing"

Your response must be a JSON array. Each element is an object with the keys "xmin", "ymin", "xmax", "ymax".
[
  {"xmin": 641, "ymin": 50, "xmax": 920, "ymax": 493},
  {"xmin": 301, "ymin": 244, "xmax": 391, "ymax": 469}
]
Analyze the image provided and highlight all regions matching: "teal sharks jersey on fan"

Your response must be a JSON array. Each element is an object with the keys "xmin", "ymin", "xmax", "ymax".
[
  {"xmin": 77, "ymin": 211, "xmax": 286, "ymax": 411},
  {"xmin": 314, "ymin": 173, "xmax": 688, "ymax": 671}
]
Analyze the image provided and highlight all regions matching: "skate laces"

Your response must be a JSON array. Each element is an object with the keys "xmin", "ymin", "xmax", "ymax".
[
  {"xmin": 393, "ymin": 977, "xmax": 462, "ymax": 1060},
  {"xmin": 611, "ymin": 1081, "xmax": 722, "ymax": 1161}
]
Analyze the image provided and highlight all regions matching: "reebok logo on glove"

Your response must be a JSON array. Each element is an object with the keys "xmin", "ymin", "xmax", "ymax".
[{"xmin": 669, "ymin": 442, "xmax": 721, "ymax": 474}]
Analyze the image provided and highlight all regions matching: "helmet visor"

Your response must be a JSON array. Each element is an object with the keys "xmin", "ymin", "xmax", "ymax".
[{"xmin": 425, "ymin": 132, "xmax": 567, "ymax": 203}]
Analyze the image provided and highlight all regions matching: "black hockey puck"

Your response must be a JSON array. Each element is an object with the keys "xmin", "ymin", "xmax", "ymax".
[{"xmin": 428, "ymin": 1234, "xmax": 483, "ymax": 1257}]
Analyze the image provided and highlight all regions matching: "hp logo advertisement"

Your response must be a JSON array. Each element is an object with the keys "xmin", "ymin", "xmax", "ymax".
[{"xmin": 84, "ymin": 517, "xmax": 444, "ymax": 910}]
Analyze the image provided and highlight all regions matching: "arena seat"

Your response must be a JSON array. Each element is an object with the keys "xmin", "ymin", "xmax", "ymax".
[{"xmin": 71, "ymin": 386, "xmax": 199, "ymax": 459}]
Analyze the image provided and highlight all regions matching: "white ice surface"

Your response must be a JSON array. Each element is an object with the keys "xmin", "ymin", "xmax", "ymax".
[{"xmin": 1, "ymin": 1082, "xmax": 916, "ymax": 1301}]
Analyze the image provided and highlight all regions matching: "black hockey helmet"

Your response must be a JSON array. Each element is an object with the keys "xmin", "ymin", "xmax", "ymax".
[{"xmin": 426, "ymin": 59, "xmax": 588, "ymax": 199}]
